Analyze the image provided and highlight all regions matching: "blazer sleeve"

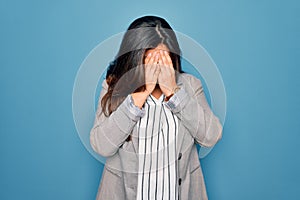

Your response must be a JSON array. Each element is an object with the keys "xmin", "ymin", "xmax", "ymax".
[
  {"xmin": 163, "ymin": 74, "xmax": 223, "ymax": 147},
  {"xmin": 90, "ymin": 79, "xmax": 146, "ymax": 157}
]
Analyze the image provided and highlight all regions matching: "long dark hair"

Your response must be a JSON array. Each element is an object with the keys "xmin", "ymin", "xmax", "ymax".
[{"xmin": 101, "ymin": 15, "xmax": 185, "ymax": 117}]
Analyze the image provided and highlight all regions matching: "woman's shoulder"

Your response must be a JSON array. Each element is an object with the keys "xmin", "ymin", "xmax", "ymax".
[{"xmin": 179, "ymin": 72, "xmax": 203, "ymax": 87}]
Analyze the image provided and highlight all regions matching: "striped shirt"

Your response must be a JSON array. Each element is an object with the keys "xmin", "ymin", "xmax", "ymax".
[{"xmin": 134, "ymin": 93, "xmax": 179, "ymax": 200}]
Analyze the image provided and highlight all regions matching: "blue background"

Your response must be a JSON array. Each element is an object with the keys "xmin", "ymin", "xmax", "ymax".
[{"xmin": 1, "ymin": 0, "xmax": 299, "ymax": 199}]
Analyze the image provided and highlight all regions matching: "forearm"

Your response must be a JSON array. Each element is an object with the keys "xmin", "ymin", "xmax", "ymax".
[
  {"xmin": 90, "ymin": 87, "xmax": 146, "ymax": 157},
  {"xmin": 163, "ymin": 80, "xmax": 223, "ymax": 147}
]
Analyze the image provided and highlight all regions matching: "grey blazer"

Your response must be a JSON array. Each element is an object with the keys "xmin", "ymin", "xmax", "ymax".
[{"xmin": 90, "ymin": 72, "xmax": 223, "ymax": 200}]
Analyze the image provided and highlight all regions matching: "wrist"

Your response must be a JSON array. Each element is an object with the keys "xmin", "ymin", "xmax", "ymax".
[
  {"xmin": 143, "ymin": 89, "xmax": 151, "ymax": 97},
  {"xmin": 164, "ymin": 90, "xmax": 174, "ymax": 97},
  {"xmin": 164, "ymin": 85, "xmax": 181, "ymax": 102},
  {"xmin": 164, "ymin": 93, "xmax": 174, "ymax": 102},
  {"xmin": 131, "ymin": 92, "xmax": 148, "ymax": 108}
]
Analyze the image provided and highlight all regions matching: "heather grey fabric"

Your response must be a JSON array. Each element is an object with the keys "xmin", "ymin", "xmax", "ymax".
[{"xmin": 90, "ymin": 72, "xmax": 223, "ymax": 200}]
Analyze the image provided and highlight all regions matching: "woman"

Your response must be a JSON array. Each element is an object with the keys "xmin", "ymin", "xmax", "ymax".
[{"xmin": 90, "ymin": 15, "xmax": 223, "ymax": 200}]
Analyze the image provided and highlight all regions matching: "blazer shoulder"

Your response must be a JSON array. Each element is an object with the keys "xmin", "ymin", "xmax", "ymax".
[{"xmin": 179, "ymin": 72, "xmax": 203, "ymax": 87}]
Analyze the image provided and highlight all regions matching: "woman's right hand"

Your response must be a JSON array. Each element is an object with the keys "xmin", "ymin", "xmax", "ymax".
[
  {"xmin": 130, "ymin": 51, "xmax": 160, "ymax": 109},
  {"xmin": 144, "ymin": 51, "xmax": 161, "ymax": 95}
]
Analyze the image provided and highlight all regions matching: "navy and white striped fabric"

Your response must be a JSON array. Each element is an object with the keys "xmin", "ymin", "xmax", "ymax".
[{"xmin": 136, "ymin": 93, "xmax": 179, "ymax": 200}]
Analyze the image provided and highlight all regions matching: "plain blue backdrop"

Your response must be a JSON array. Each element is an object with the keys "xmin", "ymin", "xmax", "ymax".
[{"xmin": 1, "ymin": 0, "xmax": 299, "ymax": 199}]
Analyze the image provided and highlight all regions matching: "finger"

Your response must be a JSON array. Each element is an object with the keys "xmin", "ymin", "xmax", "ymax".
[
  {"xmin": 158, "ymin": 58, "xmax": 163, "ymax": 66},
  {"xmin": 164, "ymin": 50, "xmax": 173, "ymax": 66},
  {"xmin": 153, "ymin": 51, "xmax": 160, "ymax": 65},
  {"xmin": 155, "ymin": 62, "xmax": 161, "ymax": 72},
  {"xmin": 147, "ymin": 51, "xmax": 157, "ymax": 66},
  {"xmin": 148, "ymin": 54, "xmax": 158, "ymax": 75},
  {"xmin": 144, "ymin": 52, "xmax": 152, "ymax": 64},
  {"xmin": 150, "ymin": 61, "xmax": 159, "ymax": 74},
  {"xmin": 160, "ymin": 50, "xmax": 167, "ymax": 67}
]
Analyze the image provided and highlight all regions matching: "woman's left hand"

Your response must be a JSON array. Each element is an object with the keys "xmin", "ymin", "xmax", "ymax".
[{"xmin": 157, "ymin": 50, "xmax": 178, "ymax": 96}]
